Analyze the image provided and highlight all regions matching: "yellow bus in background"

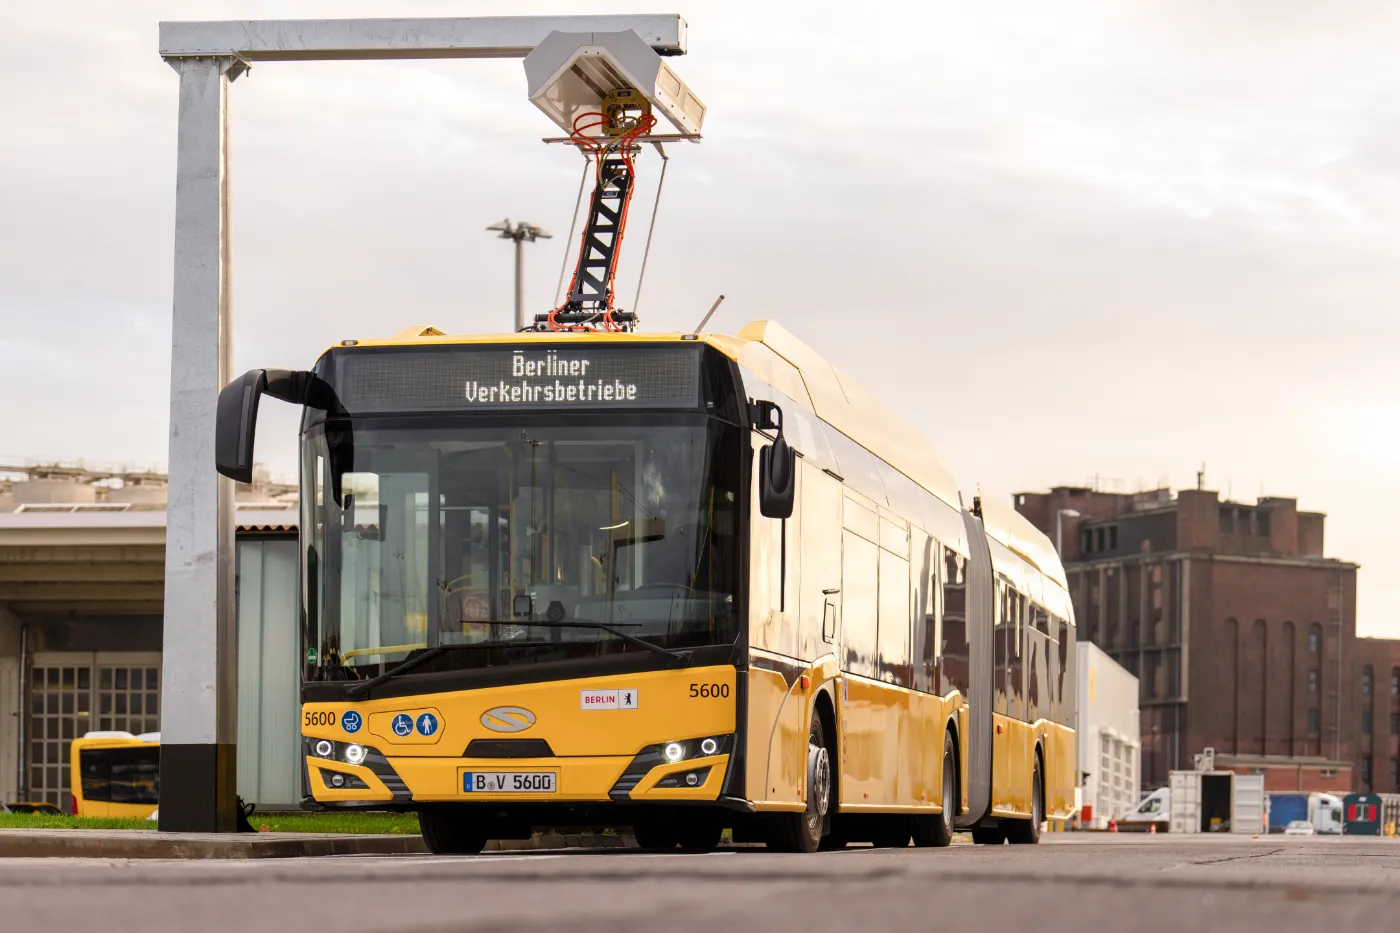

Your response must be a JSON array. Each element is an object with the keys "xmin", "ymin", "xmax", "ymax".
[
  {"xmin": 70, "ymin": 731, "xmax": 160, "ymax": 819},
  {"xmin": 217, "ymin": 320, "xmax": 1076, "ymax": 852}
]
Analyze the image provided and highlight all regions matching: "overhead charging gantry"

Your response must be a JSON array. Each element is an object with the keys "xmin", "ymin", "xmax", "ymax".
[
  {"xmin": 154, "ymin": 15, "xmax": 698, "ymax": 833},
  {"xmin": 523, "ymin": 31, "xmax": 706, "ymax": 332}
]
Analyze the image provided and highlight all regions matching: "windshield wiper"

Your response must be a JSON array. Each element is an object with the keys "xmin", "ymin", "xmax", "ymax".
[
  {"xmin": 512, "ymin": 620, "xmax": 692, "ymax": 666},
  {"xmin": 343, "ymin": 641, "xmax": 552, "ymax": 700}
]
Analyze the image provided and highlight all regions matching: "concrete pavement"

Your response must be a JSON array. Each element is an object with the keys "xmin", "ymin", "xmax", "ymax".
[{"xmin": 3, "ymin": 835, "xmax": 1398, "ymax": 932}]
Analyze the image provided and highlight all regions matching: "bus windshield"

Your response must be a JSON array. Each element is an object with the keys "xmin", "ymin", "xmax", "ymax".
[{"xmin": 302, "ymin": 416, "xmax": 742, "ymax": 681}]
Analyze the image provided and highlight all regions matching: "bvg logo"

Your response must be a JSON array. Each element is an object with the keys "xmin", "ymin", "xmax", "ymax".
[{"xmin": 480, "ymin": 706, "xmax": 536, "ymax": 733}]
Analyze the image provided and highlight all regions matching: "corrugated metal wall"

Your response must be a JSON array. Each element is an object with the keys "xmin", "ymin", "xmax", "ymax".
[{"xmin": 236, "ymin": 538, "xmax": 300, "ymax": 809}]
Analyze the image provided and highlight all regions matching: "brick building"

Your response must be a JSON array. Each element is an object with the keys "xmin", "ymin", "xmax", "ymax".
[
  {"xmin": 1354, "ymin": 637, "xmax": 1400, "ymax": 794},
  {"xmin": 1016, "ymin": 484, "xmax": 1399, "ymax": 793}
]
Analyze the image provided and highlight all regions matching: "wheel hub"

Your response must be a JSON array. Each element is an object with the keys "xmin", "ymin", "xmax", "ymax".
[{"xmin": 809, "ymin": 744, "xmax": 831, "ymax": 818}]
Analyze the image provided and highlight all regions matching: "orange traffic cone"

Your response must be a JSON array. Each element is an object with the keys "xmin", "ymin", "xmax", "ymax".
[
  {"xmin": 1149, "ymin": 822, "xmax": 1156, "ymax": 834},
  {"xmin": 1109, "ymin": 818, "xmax": 1118, "ymax": 833}
]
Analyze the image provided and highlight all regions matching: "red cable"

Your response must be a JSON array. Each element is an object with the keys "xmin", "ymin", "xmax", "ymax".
[{"xmin": 548, "ymin": 111, "xmax": 658, "ymax": 332}]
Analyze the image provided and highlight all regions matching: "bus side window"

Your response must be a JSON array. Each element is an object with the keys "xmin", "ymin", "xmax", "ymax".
[
  {"xmin": 940, "ymin": 547, "xmax": 968, "ymax": 696},
  {"xmin": 913, "ymin": 534, "xmax": 941, "ymax": 694}
]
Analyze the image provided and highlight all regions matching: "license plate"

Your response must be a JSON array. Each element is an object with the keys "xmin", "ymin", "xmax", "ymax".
[{"xmin": 463, "ymin": 771, "xmax": 557, "ymax": 793}]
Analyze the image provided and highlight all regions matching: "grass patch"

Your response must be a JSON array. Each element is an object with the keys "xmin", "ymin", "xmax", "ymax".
[
  {"xmin": 0, "ymin": 813, "xmax": 153, "ymax": 831},
  {"xmin": 0, "ymin": 811, "xmax": 420, "ymax": 835},
  {"xmin": 246, "ymin": 812, "xmax": 420, "ymax": 835}
]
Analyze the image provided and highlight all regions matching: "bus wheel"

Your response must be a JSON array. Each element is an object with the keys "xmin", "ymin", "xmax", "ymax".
[
  {"xmin": 870, "ymin": 817, "xmax": 912, "ymax": 848},
  {"xmin": 818, "ymin": 817, "xmax": 849, "ymax": 850},
  {"xmin": 418, "ymin": 808, "xmax": 488, "ymax": 855},
  {"xmin": 1005, "ymin": 757, "xmax": 1043, "ymax": 845},
  {"xmin": 766, "ymin": 714, "xmax": 830, "ymax": 852},
  {"xmin": 632, "ymin": 819, "xmax": 680, "ymax": 850},
  {"xmin": 913, "ymin": 730, "xmax": 957, "ymax": 847},
  {"xmin": 675, "ymin": 818, "xmax": 724, "ymax": 852}
]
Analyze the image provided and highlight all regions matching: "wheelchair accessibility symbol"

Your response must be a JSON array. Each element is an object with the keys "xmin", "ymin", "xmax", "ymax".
[{"xmin": 391, "ymin": 714, "xmax": 413, "ymax": 737}]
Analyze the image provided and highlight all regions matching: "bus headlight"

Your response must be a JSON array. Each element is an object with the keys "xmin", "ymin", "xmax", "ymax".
[
  {"xmin": 656, "ymin": 735, "xmax": 730, "ymax": 764},
  {"xmin": 314, "ymin": 739, "xmax": 334, "ymax": 758},
  {"xmin": 343, "ymin": 744, "xmax": 366, "ymax": 765}
]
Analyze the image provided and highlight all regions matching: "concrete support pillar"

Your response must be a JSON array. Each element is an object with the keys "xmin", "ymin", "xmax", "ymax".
[{"xmin": 158, "ymin": 55, "xmax": 244, "ymax": 833}]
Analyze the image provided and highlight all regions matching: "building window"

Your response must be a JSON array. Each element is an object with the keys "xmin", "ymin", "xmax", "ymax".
[
  {"xmin": 1361, "ymin": 757, "xmax": 1372, "ymax": 786},
  {"xmin": 1320, "ymin": 768, "xmax": 1337, "ymax": 779},
  {"xmin": 1096, "ymin": 527, "xmax": 1105, "ymax": 551},
  {"xmin": 1108, "ymin": 525, "xmax": 1118, "ymax": 549},
  {"xmin": 1257, "ymin": 511, "xmax": 1270, "ymax": 537},
  {"xmin": 1362, "ymin": 665, "xmax": 1373, "ymax": 695},
  {"xmin": 1392, "ymin": 758, "xmax": 1399, "ymax": 790},
  {"xmin": 1391, "ymin": 712, "xmax": 1399, "ymax": 735},
  {"xmin": 1363, "ymin": 709, "xmax": 1372, "ymax": 733},
  {"xmin": 1308, "ymin": 669, "xmax": 1319, "ymax": 695},
  {"xmin": 1309, "ymin": 624, "xmax": 1321, "ymax": 655},
  {"xmin": 1219, "ymin": 508, "xmax": 1234, "ymax": 534},
  {"xmin": 1237, "ymin": 510, "xmax": 1251, "ymax": 535},
  {"xmin": 1391, "ymin": 668, "xmax": 1399, "ymax": 696},
  {"xmin": 1081, "ymin": 529, "xmax": 1092, "ymax": 554},
  {"xmin": 1308, "ymin": 708, "xmax": 1320, "ymax": 734}
]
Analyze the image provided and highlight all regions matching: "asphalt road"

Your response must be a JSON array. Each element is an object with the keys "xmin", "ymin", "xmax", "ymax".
[{"xmin": 5, "ymin": 834, "xmax": 1399, "ymax": 933}]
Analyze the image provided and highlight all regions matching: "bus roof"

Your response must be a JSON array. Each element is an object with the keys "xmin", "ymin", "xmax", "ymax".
[{"xmin": 324, "ymin": 320, "xmax": 1067, "ymax": 589}]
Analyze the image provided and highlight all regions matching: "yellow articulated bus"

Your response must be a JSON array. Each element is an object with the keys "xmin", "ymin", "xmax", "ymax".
[
  {"xmin": 69, "ymin": 731, "xmax": 161, "ymax": 819},
  {"xmin": 216, "ymin": 320, "xmax": 1075, "ymax": 853}
]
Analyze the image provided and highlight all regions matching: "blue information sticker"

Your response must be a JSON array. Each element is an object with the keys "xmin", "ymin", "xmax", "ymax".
[
  {"xmin": 341, "ymin": 710, "xmax": 362, "ymax": 734},
  {"xmin": 416, "ymin": 712, "xmax": 439, "ymax": 737},
  {"xmin": 391, "ymin": 713, "xmax": 413, "ymax": 737}
]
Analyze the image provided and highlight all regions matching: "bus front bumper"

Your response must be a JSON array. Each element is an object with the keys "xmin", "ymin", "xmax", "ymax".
[{"xmin": 304, "ymin": 745, "xmax": 733, "ymax": 809}]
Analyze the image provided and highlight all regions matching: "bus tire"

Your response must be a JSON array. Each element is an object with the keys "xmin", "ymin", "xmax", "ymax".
[
  {"xmin": 418, "ymin": 808, "xmax": 488, "ymax": 855},
  {"xmin": 765, "ymin": 713, "xmax": 831, "ymax": 852},
  {"xmin": 870, "ymin": 816, "xmax": 912, "ymax": 848},
  {"xmin": 675, "ymin": 818, "xmax": 724, "ymax": 852},
  {"xmin": 913, "ymin": 729, "xmax": 957, "ymax": 847},
  {"xmin": 1005, "ymin": 754, "xmax": 1043, "ymax": 845},
  {"xmin": 632, "ymin": 819, "xmax": 679, "ymax": 850},
  {"xmin": 817, "ymin": 822, "xmax": 849, "ymax": 850}
]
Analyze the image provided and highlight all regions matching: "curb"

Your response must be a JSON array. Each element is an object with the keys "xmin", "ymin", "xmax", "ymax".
[{"xmin": 0, "ymin": 830, "xmax": 427, "ymax": 860}]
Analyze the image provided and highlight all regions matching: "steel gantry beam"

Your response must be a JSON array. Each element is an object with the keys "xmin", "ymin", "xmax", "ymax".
[
  {"xmin": 159, "ymin": 15, "xmax": 687, "ymax": 60},
  {"xmin": 157, "ymin": 14, "xmax": 689, "ymax": 833}
]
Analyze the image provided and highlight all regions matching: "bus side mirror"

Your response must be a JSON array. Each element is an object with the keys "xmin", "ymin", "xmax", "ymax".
[
  {"xmin": 216, "ymin": 369, "xmax": 270, "ymax": 483},
  {"xmin": 753, "ymin": 399, "xmax": 795, "ymax": 519},
  {"xmin": 759, "ymin": 435, "xmax": 795, "ymax": 519},
  {"xmin": 216, "ymin": 368, "xmax": 334, "ymax": 484}
]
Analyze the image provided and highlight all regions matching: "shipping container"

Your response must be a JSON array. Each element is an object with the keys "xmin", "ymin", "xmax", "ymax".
[
  {"xmin": 1267, "ymin": 793, "xmax": 1308, "ymax": 832},
  {"xmin": 1343, "ymin": 793, "xmax": 1383, "ymax": 835},
  {"xmin": 1168, "ymin": 768, "xmax": 1266, "ymax": 834}
]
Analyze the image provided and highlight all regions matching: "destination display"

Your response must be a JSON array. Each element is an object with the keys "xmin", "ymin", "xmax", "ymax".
[{"xmin": 334, "ymin": 344, "xmax": 702, "ymax": 412}]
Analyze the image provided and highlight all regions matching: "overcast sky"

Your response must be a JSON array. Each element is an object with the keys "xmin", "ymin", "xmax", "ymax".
[{"xmin": 3, "ymin": 2, "xmax": 1399, "ymax": 635}]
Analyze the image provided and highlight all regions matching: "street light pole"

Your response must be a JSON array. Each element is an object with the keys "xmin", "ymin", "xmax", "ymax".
[
  {"xmin": 1056, "ymin": 508, "xmax": 1081, "ymax": 556},
  {"xmin": 488, "ymin": 219, "xmax": 552, "ymax": 331}
]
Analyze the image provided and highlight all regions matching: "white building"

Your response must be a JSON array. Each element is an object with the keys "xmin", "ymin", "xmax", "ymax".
[{"xmin": 1077, "ymin": 641, "xmax": 1140, "ymax": 828}]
